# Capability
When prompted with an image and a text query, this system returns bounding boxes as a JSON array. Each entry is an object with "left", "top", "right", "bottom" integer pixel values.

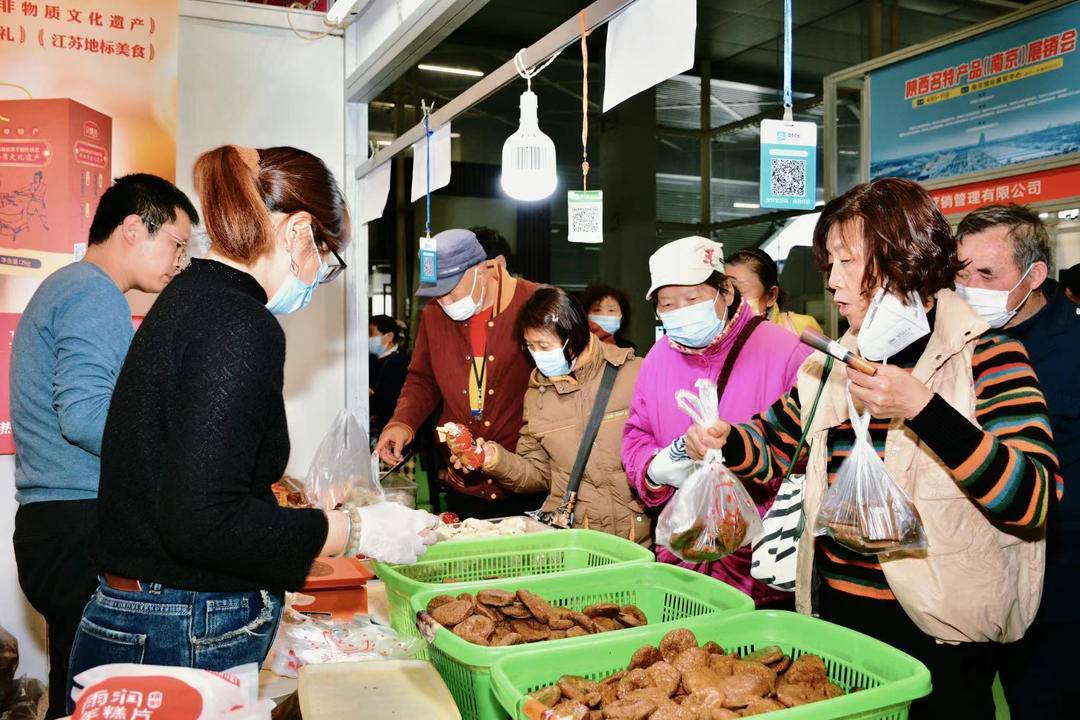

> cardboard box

[{"left": 0, "top": 98, "right": 112, "bottom": 278}]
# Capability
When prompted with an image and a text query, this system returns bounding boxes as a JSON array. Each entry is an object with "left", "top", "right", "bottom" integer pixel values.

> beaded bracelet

[{"left": 341, "top": 502, "right": 363, "bottom": 557}]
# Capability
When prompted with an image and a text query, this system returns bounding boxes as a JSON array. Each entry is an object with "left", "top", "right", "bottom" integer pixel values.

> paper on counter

[
  {"left": 603, "top": 0, "right": 697, "bottom": 113},
  {"left": 359, "top": 160, "right": 392, "bottom": 225},
  {"left": 410, "top": 122, "right": 452, "bottom": 203}
]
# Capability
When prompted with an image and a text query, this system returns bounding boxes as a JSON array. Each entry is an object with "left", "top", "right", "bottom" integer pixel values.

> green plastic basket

[
  {"left": 491, "top": 610, "right": 932, "bottom": 720},
  {"left": 410, "top": 563, "right": 755, "bottom": 720},
  {"left": 375, "top": 529, "right": 654, "bottom": 639}
]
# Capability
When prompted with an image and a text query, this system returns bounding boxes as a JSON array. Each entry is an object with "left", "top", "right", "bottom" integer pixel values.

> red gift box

[{"left": 0, "top": 98, "right": 112, "bottom": 279}]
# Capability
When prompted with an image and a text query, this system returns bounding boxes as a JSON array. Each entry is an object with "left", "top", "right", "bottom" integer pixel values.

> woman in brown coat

[{"left": 456, "top": 287, "right": 651, "bottom": 546}]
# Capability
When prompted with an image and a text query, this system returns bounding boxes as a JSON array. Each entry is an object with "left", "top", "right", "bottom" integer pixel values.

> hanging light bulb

[{"left": 500, "top": 89, "right": 557, "bottom": 201}]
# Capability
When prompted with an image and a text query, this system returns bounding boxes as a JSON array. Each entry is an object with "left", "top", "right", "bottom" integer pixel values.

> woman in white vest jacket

[{"left": 686, "top": 177, "right": 1061, "bottom": 719}]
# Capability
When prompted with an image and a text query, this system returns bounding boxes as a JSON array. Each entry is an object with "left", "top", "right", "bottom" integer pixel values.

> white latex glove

[
  {"left": 357, "top": 501, "right": 440, "bottom": 565},
  {"left": 646, "top": 434, "right": 694, "bottom": 488}
]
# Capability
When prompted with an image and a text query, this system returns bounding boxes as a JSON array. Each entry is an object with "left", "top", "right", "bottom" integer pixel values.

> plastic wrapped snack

[
  {"left": 305, "top": 410, "right": 384, "bottom": 510},
  {"left": 814, "top": 385, "right": 927, "bottom": 555},
  {"left": 436, "top": 422, "right": 486, "bottom": 472},
  {"left": 656, "top": 380, "right": 763, "bottom": 562}
]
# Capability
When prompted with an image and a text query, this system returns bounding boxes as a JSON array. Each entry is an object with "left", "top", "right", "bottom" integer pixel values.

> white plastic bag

[
  {"left": 266, "top": 613, "right": 420, "bottom": 679},
  {"left": 656, "top": 379, "right": 763, "bottom": 562},
  {"left": 305, "top": 409, "right": 383, "bottom": 510},
  {"left": 814, "top": 385, "right": 927, "bottom": 555},
  {"left": 70, "top": 663, "right": 269, "bottom": 720}
]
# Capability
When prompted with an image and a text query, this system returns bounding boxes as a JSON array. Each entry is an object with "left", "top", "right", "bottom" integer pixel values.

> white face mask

[
  {"left": 857, "top": 287, "right": 930, "bottom": 362},
  {"left": 659, "top": 291, "right": 725, "bottom": 348},
  {"left": 956, "top": 264, "right": 1034, "bottom": 329},
  {"left": 439, "top": 269, "right": 486, "bottom": 322}
]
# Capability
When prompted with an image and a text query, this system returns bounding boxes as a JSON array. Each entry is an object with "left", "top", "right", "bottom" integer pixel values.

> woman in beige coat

[{"left": 457, "top": 286, "right": 651, "bottom": 546}]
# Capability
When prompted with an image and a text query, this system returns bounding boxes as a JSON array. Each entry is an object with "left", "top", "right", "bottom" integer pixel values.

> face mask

[
  {"left": 440, "top": 269, "right": 486, "bottom": 322},
  {"left": 266, "top": 227, "right": 327, "bottom": 316},
  {"left": 589, "top": 314, "right": 622, "bottom": 334},
  {"left": 368, "top": 336, "right": 386, "bottom": 356},
  {"left": 659, "top": 291, "right": 725, "bottom": 348},
  {"left": 956, "top": 264, "right": 1034, "bottom": 329},
  {"left": 530, "top": 340, "right": 573, "bottom": 377},
  {"left": 856, "top": 287, "right": 930, "bottom": 362}
]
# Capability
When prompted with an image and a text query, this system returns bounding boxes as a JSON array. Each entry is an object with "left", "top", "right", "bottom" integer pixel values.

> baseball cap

[
  {"left": 645, "top": 236, "right": 725, "bottom": 300},
  {"left": 415, "top": 228, "right": 488, "bottom": 297}
]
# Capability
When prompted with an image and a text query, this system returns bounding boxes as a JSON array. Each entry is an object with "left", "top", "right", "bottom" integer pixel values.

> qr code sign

[
  {"left": 770, "top": 158, "right": 806, "bottom": 198},
  {"left": 570, "top": 205, "right": 601, "bottom": 235}
]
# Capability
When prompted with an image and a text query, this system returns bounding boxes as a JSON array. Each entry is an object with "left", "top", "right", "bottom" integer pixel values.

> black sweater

[{"left": 93, "top": 259, "right": 328, "bottom": 592}]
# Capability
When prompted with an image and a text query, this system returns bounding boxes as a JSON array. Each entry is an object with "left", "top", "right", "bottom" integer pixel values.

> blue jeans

[{"left": 67, "top": 579, "right": 283, "bottom": 712}]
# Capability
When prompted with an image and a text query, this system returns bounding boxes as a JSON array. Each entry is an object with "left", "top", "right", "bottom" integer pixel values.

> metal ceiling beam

[
  {"left": 657, "top": 93, "right": 826, "bottom": 139},
  {"left": 355, "top": 0, "right": 639, "bottom": 181}
]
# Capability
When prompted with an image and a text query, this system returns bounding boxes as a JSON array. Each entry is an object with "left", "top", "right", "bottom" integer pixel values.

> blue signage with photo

[{"left": 869, "top": 3, "right": 1080, "bottom": 183}]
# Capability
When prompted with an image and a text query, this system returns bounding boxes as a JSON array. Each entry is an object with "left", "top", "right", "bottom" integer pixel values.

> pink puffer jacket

[{"left": 622, "top": 301, "right": 811, "bottom": 606}]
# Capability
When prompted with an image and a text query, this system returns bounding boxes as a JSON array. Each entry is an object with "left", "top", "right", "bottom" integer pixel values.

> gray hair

[{"left": 956, "top": 204, "right": 1051, "bottom": 273}]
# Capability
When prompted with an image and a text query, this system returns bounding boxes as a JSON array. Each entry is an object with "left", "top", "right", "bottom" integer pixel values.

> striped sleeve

[
  {"left": 905, "top": 335, "right": 1060, "bottom": 528},
  {"left": 724, "top": 388, "right": 806, "bottom": 484}
]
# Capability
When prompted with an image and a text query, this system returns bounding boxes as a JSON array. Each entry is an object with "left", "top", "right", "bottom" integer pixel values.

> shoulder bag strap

[
  {"left": 782, "top": 354, "right": 834, "bottom": 480},
  {"left": 563, "top": 361, "right": 619, "bottom": 502},
  {"left": 716, "top": 315, "right": 767, "bottom": 398}
]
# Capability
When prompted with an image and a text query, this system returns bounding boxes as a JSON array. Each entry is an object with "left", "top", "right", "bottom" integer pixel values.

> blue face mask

[
  {"left": 368, "top": 336, "right": 386, "bottom": 356},
  {"left": 659, "top": 291, "right": 725, "bottom": 348},
  {"left": 266, "top": 227, "right": 328, "bottom": 316},
  {"left": 529, "top": 340, "right": 573, "bottom": 377},
  {"left": 589, "top": 314, "right": 622, "bottom": 334}
]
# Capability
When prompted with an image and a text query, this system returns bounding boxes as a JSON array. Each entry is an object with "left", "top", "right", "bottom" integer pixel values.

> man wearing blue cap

[{"left": 375, "top": 228, "right": 544, "bottom": 519}]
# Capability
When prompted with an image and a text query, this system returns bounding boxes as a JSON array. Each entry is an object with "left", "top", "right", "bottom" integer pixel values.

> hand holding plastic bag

[
  {"left": 814, "top": 385, "right": 927, "bottom": 555},
  {"left": 305, "top": 410, "right": 384, "bottom": 511},
  {"left": 656, "top": 379, "right": 763, "bottom": 561}
]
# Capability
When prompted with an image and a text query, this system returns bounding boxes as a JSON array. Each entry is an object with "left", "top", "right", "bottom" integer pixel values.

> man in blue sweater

[
  {"left": 10, "top": 173, "right": 198, "bottom": 718},
  {"left": 956, "top": 204, "right": 1080, "bottom": 720}
]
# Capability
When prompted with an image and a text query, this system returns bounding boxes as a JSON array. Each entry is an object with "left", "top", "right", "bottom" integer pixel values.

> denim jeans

[{"left": 66, "top": 578, "right": 283, "bottom": 712}]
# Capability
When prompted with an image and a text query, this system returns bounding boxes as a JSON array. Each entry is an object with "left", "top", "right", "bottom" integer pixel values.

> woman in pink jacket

[{"left": 622, "top": 236, "right": 810, "bottom": 607}]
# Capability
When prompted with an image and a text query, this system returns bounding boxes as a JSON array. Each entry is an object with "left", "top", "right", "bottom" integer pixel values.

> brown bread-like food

[
  {"left": 530, "top": 685, "right": 562, "bottom": 708},
  {"left": 430, "top": 599, "right": 473, "bottom": 627},
  {"left": 477, "top": 589, "right": 515, "bottom": 606},
  {"left": 583, "top": 602, "right": 621, "bottom": 618},
  {"left": 627, "top": 645, "right": 663, "bottom": 671},
  {"left": 740, "top": 697, "right": 784, "bottom": 716},
  {"left": 659, "top": 629, "right": 697, "bottom": 662},
  {"left": 559, "top": 676, "right": 601, "bottom": 700},
  {"left": 617, "top": 605, "right": 647, "bottom": 628},
  {"left": 672, "top": 647, "right": 711, "bottom": 674},
  {"left": 452, "top": 615, "right": 494, "bottom": 645},
  {"left": 426, "top": 594, "right": 457, "bottom": 612},
  {"left": 645, "top": 661, "right": 681, "bottom": 697},
  {"left": 600, "top": 697, "right": 657, "bottom": 720},
  {"left": 500, "top": 601, "right": 533, "bottom": 619},
  {"left": 549, "top": 700, "right": 590, "bottom": 720},
  {"left": 517, "top": 589, "right": 553, "bottom": 624}
]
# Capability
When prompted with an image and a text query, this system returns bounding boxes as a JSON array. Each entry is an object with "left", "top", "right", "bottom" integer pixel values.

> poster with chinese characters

[
  {"left": 869, "top": 3, "right": 1079, "bottom": 184},
  {"left": 0, "top": 0, "right": 178, "bottom": 453}
]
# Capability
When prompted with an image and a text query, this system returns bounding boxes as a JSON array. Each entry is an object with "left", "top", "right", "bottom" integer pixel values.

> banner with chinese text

[
  {"left": 929, "top": 164, "right": 1080, "bottom": 216},
  {"left": 0, "top": 0, "right": 178, "bottom": 453},
  {"left": 869, "top": 3, "right": 1080, "bottom": 184}
]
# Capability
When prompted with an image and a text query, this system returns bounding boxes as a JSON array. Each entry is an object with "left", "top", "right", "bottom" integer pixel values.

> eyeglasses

[
  {"left": 151, "top": 223, "right": 193, "bottom": 270},
  {"left": 320, "top": 246, "right": 346, "bottom": 285}
]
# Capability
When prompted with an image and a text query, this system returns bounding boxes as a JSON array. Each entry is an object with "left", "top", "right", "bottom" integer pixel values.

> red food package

[{"left": 436, "top": 423, "right": 485, "bottom": 472}]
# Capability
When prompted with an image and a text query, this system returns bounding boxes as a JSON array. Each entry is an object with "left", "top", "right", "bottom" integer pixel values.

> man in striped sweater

[{"left": 684, "top": 178, "right": 1061, "bottom": 718}]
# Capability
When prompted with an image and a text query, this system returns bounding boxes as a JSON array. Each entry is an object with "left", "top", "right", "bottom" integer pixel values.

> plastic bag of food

[
  {"left": 70, "top": 662, "right": 269, "bottom": 720},
  {"left": 656, "top": 379, "right": 763, "bottom": 561},
  {"left": 305, "top": 409, "right": 383, "bottom": 510},
  {"left": 266, "top": 612, "right": 420, "bottom": 679},
  {"left": 436, "top": 422, "right": 485, "bottom": 471},
  {"left": 814, "top": 385, "right": 927, "bottom": 555}
]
